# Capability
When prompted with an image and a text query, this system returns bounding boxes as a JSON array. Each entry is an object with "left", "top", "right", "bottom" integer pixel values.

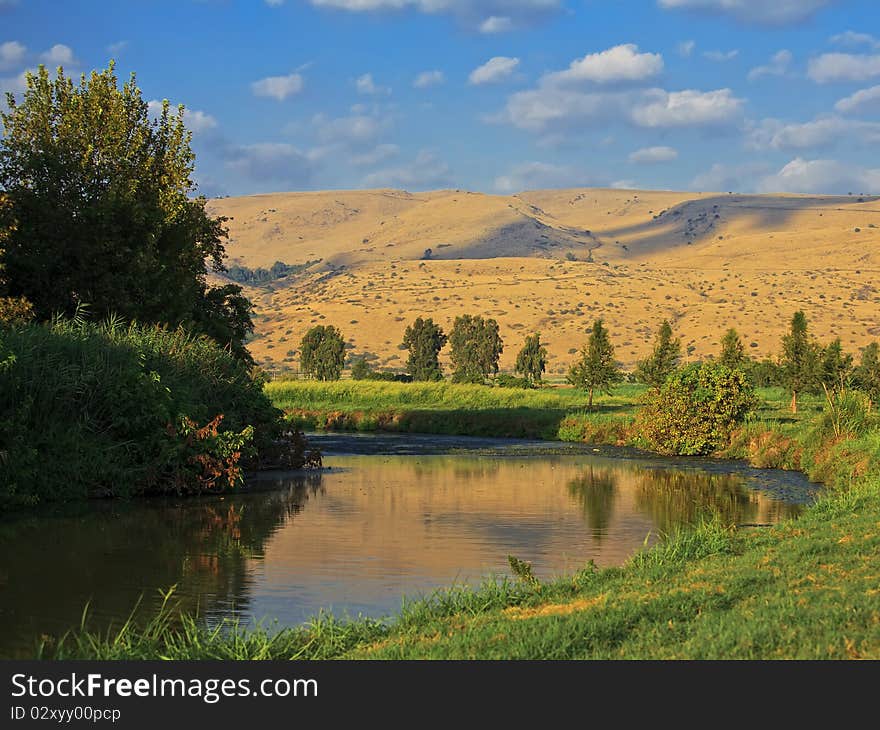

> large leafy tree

[
  {"left": 402, "top": 317, "right": 447, "bottom": 381},
  {"left": 515, "top": 333, "right": 547, "bottom": 386},
  {"left": 780, "top": 311, "right": 821, "bottom": 413},
  {"left": 0, "top": 62, "right": 253, "bottom": 359},
  {"left": 635, "top": 320, "right": 681, "bottom": 388},
  {"left": 567, "top": 319, "right": 622, "bottom": 408},
  {"left": 449, "top": 314, "right": 503, "bottom": 384},
  {"left": 820, "top": 338, "right": 853, "bottom": 394},
  {"left": 300, "top": 325, "right": 345, "bottom": 381}
]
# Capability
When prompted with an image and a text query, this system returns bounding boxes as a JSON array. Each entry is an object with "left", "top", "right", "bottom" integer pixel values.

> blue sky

[{"left": 2, "top": 0, "right": 879, "bottom": 196}]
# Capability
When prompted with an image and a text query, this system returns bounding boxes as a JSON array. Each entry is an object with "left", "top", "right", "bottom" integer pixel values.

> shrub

[{"left": 635, "top": 363, "right": 758, "bottom": 455}]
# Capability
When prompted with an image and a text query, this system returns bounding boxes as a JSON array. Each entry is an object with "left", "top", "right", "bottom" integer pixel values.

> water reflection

[{"left": 0, "top": 446, "right": 815, "bottom": 658}]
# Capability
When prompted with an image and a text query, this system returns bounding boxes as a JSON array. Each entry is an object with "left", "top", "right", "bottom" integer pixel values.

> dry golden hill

[{"left": 205, "top": 188, "right": 880, "bottom": 377}]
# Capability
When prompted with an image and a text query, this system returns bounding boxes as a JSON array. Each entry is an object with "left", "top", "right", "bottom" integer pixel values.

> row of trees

[{"left": 295, "top": 312, "right": 880, "bottom": 415}]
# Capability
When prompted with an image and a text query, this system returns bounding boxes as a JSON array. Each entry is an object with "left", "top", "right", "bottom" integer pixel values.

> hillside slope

[{"left": 206, "top": 188, "right": 880, "bottom": 375}]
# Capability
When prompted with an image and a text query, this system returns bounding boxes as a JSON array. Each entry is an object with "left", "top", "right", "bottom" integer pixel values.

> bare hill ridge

[{"left": 205, "top": 188, "right": 880, "bottom": 375}]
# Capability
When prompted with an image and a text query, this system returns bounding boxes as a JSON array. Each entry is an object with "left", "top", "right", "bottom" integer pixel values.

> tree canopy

[
  {"left": 0, "top": 62, "right": 253, "bottom": 359},
  {"left": 635, "top": 320, "right": 681, "bottom": 388},
  {"left": 515, "top": 333, "right": 547, "bottom": 385},
  {"left": 449, "top": 314, "right": 503, "bottom": 384},
  {"left": 780, "top": 311, "right": 821, "bottom": 413},
  {"left": 300, "top": 325, "right": 345, "bottom": 381},
  {"left": 402, "top": 317, "right": 447, "bottom": 381},
  {"left": 567, "top": 319, "right": 622, "bottom": 408},
  {"left": 719, "top": 328, "right": 747, "bottom": 371}
]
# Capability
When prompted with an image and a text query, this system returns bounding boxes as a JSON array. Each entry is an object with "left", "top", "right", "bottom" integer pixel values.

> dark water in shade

[{"left": 0, "top": 433, "right": 818, "bottom": 657}]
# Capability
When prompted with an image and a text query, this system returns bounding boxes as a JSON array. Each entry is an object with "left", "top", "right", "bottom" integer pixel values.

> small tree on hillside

[
  {"left": 820, "top": 338, "right": 853, "bottom": 395},
  {"left": 449, "top": 314, "right": 503, "bottom": 384},
  {"left": 515, "top": 333, "right": 547, "bottom": 385},
  {"left": 402, "top": 317, "right": 447, "bottom": 381},
  {"left": 567, "top": 319, "right": 623, "bottom": 409},
  {"left": 300, "top": 325, "right": 345, "bottom": 381},
  {"left": 635, "top": 320, "right": 681, "bottom": 388},
  {"left": 854, "top": 341, "right": 880, "bottom": 411},
  {"left": 780, "top": 311, "right": 821, "bottom": 413},
  {"left": 719, "top": 328, "right": 747, "bottom": 371}
]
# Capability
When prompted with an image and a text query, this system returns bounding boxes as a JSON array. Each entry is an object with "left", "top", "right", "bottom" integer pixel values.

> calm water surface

[{"left": 0, "top": 433, "right": 818, "bottom": 657}]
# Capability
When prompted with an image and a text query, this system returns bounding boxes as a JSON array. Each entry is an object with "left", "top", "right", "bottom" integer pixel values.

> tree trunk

[
  {"left": 588, "top": 387, "right": 594, "bottom": 410},
  {"left": 790, "top": 390, "right": 798, "bottom": 414}
]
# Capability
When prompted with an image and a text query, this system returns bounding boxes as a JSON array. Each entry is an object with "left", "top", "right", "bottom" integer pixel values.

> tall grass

[{"left": 0, "top": 316, "right": 282, "bottom": 508}]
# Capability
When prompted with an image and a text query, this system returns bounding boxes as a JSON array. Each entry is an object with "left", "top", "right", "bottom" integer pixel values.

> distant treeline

[{"left": 225, "top": 259, "right": 321, "bottom": 285}]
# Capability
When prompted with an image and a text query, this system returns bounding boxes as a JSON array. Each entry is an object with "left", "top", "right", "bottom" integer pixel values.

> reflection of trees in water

[
  {"left": 408, "top": 457, "right": 502, "bottom": 482},
  {"left": 0, "top": 472, "right": 324, "bottom": 658},
  {"left": 567, "top": 467, "right": 618, "bottom": 540},
  {"left": 633, "top": 469, "right": 800, "bottom": 533}
]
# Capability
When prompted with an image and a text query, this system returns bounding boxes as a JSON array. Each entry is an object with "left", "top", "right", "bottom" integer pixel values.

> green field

[{"left": 42, "top": 379, "right": 880, "bottom": 659}]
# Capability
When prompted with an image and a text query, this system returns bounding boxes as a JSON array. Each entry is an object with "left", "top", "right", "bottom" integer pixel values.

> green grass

[{"left": 42, "top": 380, "right": 880, "bottom": 660}]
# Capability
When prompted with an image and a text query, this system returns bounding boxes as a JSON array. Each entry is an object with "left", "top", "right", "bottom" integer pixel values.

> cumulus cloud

[
  {"left": 107, "top": 40, "right": 128, "bottom": 55},
  {"left": 251, "top": 73, "right": 304, "bottom": 101},
  {"left": 413, "top": 70, "right": 445, "bottom": 88},
  {"left": 0, "top": 40, "right": 26, "bottom": 70},
  {"left": 40, "top": 44, "right": 76, "bottom": 66},
  {"left": 690, "top": 161, "right": 771, "bottom": 191},
  {"left": 746, "top": 116, "right": 880, "bottom": 150},
  {"left": 225, "top": 143, "right": 313, "bottom": 185},
  {"left": 835, "top": 85, "right": 880, "bottom": 114},
  {"left": 629, "top": 145, "right": 678, "bottom": 163},
  {"left": 494, "top": 161, "right": 600, "bottom": 193},
  {"left": 829, "top": 31, "right": 880, "bottom": 50},
  {"left": 351, "top": 143, "right": 400, "bottom": 167},
  {"left": 468, "top": 56, "right": 520, "bottom": 85},
  {"left": 362, "top": 149, "right": 452, "bottom": 190},
  {"left": 677, "top": 40, "right": 696, "bottom": 58},
  {"left": 703, "top": 49, "right": 739, "bottom": 62},
  {"left": 631, "top": 88, "right": 744, "bottom": 128},
  {"left": 313, "top": 112, "right": 390, "bottom": 146},
  {"left": 479, "top": 16, "right": 514, "bottom": 33},
  {"left": 542, "top": 44, "right": 663, "bottom": 86},
  {"left": 309, "top": 0, "right": 561, "bottom": 30},
  {"left": 808, "top": 53, "right": 880, "bottom": 83},
  {"left": 757, "top": 157, "right": 880, "bottom": 194},
  {"left": 265, "top": 0, "right": 285, "bottom": 5},
  {"left": 497, "top": 87, "right": 624, "bottom": 132},
  {"left": 748, "top": 49, "right": 792, "bottom": 80},
  {"left": 657, "top": 0, "right": 834, "bottom": 25},
  {"left": 356, "top": 73, "right": 390, "bottom": 95},
  {"left": 147, "top": 100, "right": 219, "bottom": 134}
]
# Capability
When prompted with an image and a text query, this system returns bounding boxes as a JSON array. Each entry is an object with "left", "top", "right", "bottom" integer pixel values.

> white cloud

[
  {"left": 829, "top": 31, "right": 880, "bottom": 50},
  {"left": 657, "top": 0, "right": 834, "bottom": 25},
  {"left": 308, "top": 1, "right": 561, "bottom": 31},
  {"left": 225, "top": 143, "right": 313, "bottom": 185},
  {"left": 313, "top": 112, "right": 390, "bottom": 146},
  {"left": 469, "top": 56, "right": 520, "bottom": 85},
  {"left": 0, "top": 70, "right": 27, "bottom": 99},
  {"left": 835, "top": 85, "right": 880, "bottom": 114},
  {"left": 0, "top": 40, "right": 26, "bottom": 70},
  {"left": 265, "top": 0, "right": 285, "bottom": 5},
  {"left": 611, "top": 179, "right": 637, "bottom": 189},
  {"left": 251, "top": 73, "right": 304, "bottom": 101},
  {"left": 351, "top": 143, "right": 399, "bottom": 167},
  {"left": 748, "top": 49, "right": 792, "bottom": 80},
  {"left": 362, "top": 150, "right": 451, "bottom": 189},
  {"left": 107, "top": 40, "right": 128, "bottom": 55},
  {"left": 808, "top": 53, "right": 880, "bottom": 83},
  {"left": 40, "top": 44, "right": 76, "bottom": 66},
  {"left": 413, "top": 70, "right": 445, "bottom": 88},
  {"left": 747, "top": 116, "right": 880, "bottom": 150},
  {"left": 629, "top": 145, "right": 678, "bottom": 163},
  {"left": 677, "top": 40, "right": 696, "bottom": 58},
  {"left": 757, "top": 157, "right": 880, "bottom": 194},
  {"left": 543, "top": 44, "right": 663, "bottom": 86},
  {"left": 703, "top": 49, "right": 739, "bottom": 62},
  {"left": 356, "top": 73, "right": 390, "bottom": 95},
  {"left": 690, "top": 161, "right": 770, "bottom": 191},
  {"left": 497, "top": 87, "right": 624, "bottom": 132},
  {"left": 147, "top": 100, "right": 218, "bottom": 133},
  {"left": 631, "top": 88, "right": 744, "bottom": 128},
  {"left": 479, "top": 16, "right": 514, "bottom": 34},
  {"left": 494, "top": 161, "right": 598, "bottom": 193}
]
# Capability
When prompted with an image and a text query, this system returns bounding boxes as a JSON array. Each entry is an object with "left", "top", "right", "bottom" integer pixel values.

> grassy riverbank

[{"left": 40, "top": 380, "right": 880, "bottom": 659}]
